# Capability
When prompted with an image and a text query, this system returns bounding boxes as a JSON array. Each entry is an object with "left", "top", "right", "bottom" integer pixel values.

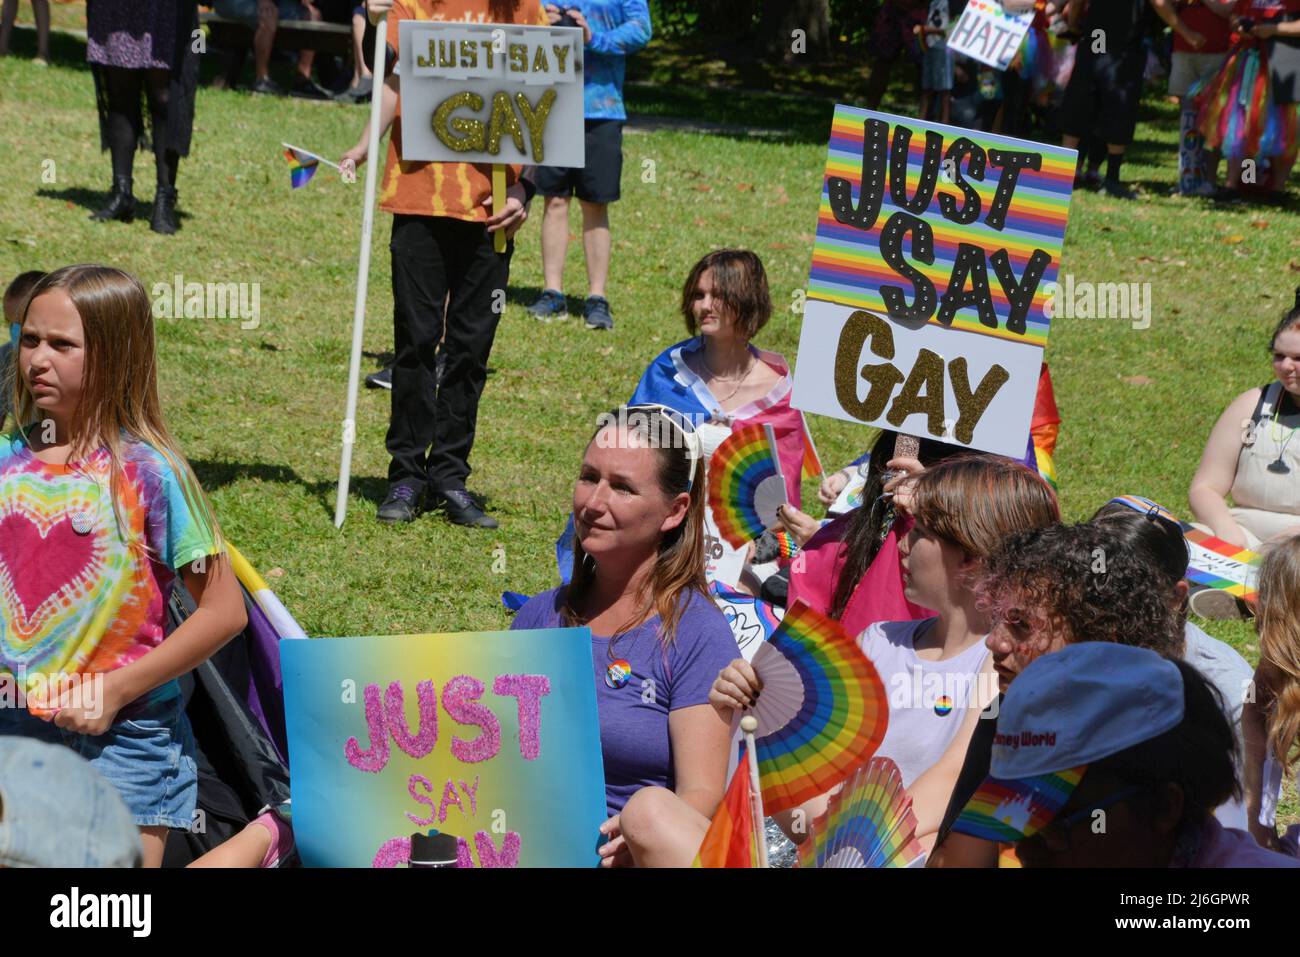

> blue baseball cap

[
  {"left": 953, "top": 643, "right": 1186, "bottom": 843},
  {"left": 0, "top": 737, "right": 142, "bottom": 867}
]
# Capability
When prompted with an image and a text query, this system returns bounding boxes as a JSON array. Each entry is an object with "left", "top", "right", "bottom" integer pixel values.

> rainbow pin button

[
  {"left": 605, "top": 659, "right": 633, "bottom": 689},
  {"left": 934, "top": 695, "right": 954, "bottom": 716}
]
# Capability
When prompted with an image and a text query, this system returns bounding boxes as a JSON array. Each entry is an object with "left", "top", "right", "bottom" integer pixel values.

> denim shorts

[{"left": 0, "top": 689, "right": 198, "bottom": 830}]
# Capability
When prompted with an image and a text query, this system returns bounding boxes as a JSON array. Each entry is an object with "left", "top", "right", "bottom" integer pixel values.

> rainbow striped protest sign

[
  {"left": 792, "top": 107, "right": 1076, "bottom": 458},
  {"left": 281, "top": 628, "right": 605, "bottom": 867},
  {"left": 1182, "top": 527, "right": 1262, "bottom": 603}
]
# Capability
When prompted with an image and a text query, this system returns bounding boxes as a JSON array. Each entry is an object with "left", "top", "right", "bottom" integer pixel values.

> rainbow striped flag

[
  {"left": 283, "top": 147, "right": 320, "bottom": 189},
  {"left": 693, "top": 749, "right": 760, "bottom": 868},
  {"left": 1031, "top": 363, "right": 1061, "bottom": 490}
]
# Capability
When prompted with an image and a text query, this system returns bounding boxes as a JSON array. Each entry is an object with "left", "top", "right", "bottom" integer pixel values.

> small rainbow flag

[
  {"left": 1031, "top": 363, "right": 1060, "bottom": 491},
  {"left": 748, "top": 602, "right": 889, "bottom": 814},
  {"left": 800, "top": 411, "right": 824, "bottom": 479},
  {"left": 281, "top": 142, "right": 340, "bottom": 190},
  {"left": 693, "top": 747, "right": 760, "bottom": 868},
  {"left": 708, "top": 423, "right": 787, "bottom": 549}
]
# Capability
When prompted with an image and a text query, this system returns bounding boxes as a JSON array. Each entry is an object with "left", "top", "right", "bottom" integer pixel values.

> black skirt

[{"left": 89, "top": 1, "right": 201, "bottom": 157}]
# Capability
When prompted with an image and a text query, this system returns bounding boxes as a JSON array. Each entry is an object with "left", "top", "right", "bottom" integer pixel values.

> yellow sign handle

[{"left": 492, "top": 164, "right": 507, "bottom": 254}]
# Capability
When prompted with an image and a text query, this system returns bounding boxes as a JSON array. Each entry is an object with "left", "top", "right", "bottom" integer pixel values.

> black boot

[
  {"left": 150, "top": 185, "right": 179, "bottom": 235},
  {"left": 89, "top": 175, "right": 135, "bottom": 223}
]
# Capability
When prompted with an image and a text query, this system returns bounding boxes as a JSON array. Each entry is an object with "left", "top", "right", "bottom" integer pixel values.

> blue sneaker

[
  {"left": 584, "top": 295, "right": 613, "bottom": 331},
  {"left": 527, "top": 288, "right": 568, "bottom": 321}
]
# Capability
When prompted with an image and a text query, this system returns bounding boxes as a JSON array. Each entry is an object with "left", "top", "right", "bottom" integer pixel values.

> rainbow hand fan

[
  {"left": 708, "top": 423, "right": 788, "bottom": 549},
  {"left": 797, "top": 757, "right": 925, "bottom": 869},
  {"left": 746, "top": 602, "right": 888, "bottom": 814}
]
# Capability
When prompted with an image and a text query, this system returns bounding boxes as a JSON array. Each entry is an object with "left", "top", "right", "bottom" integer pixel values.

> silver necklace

[{"left": 701, "top": 348, "right": 756, "bottom": 404}]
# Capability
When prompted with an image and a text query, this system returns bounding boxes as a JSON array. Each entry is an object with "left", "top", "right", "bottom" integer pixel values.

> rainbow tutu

[{"left": 1193, "top": 40, "right": 1300, "bottom": 167}]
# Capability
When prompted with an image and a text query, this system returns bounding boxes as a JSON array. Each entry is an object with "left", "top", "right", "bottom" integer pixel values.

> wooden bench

[{"left": 200, "top": 12, "right": 353, "bottom": 87}]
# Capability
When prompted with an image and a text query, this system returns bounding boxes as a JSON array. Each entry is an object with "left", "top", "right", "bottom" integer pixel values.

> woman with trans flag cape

[{"left": 554, "top": 250, "right": 819, "bottom": 590}]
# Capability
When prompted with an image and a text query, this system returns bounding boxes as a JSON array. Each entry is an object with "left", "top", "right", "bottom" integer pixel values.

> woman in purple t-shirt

[{"left": 512, "top": 404, "right": 740, "bottom": 867}]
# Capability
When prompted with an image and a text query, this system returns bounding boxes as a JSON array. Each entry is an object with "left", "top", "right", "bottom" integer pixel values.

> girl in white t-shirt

[{"left": 710, "top": 453, "right": 1059, "bottom": 849}]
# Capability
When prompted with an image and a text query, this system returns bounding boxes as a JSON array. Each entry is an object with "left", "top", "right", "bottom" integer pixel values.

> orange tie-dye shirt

[{"left": 380, "top": 0, "right": 548, "bottom": 221}]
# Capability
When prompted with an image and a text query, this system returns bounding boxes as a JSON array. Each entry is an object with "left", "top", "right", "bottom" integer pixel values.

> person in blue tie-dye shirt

[{"left": 527, "top": 1, "right": 652, "bottom": 332}]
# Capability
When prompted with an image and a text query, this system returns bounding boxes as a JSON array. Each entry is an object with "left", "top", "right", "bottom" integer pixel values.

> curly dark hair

[{"left": 976, "top": 522, "right": 1184, "bottom": 658}]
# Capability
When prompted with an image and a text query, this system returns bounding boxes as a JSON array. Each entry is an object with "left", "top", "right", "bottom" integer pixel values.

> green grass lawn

[{"left": 2, "top": 16, "right": 1297, "bottom": 823}]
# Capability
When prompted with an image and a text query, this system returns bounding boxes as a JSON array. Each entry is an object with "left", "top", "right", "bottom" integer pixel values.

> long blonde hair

[
  {"left": 1256, "top": 535, "right": 1300, "bottom": 770},
  {"left": 561, "top": 407, "right": 708, "bottom": 650},
  {"left": 12, "top": 264, "right": 223, "bottom": 554}
]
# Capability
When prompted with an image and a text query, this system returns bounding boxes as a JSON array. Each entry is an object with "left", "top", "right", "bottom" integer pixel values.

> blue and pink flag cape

[{"left": 628, "top": 337, "right": 822, "bottom": 503}]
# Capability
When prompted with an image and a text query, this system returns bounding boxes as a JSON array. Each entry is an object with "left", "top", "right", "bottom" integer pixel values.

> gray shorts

[
  {"left": 1169, "top": 51, "right": 1227, "bottom": 98},
  {"left": 922, "top": 45, "right": 953, "bottom": 92}
]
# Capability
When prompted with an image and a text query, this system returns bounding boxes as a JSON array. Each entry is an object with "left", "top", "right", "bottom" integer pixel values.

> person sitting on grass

[
  {"left": 779, "top": 429, "right": 973, "bottom": 638},
  {"left": 511, "top": 404, "right": 739, "bottom": 867},
  {"left": 1243, "top": 533, "right": 1300, "bottom": 858},
  {"left": 927, "top": 516, "right": 1250, "bottom": 867},
  {"left": 211, "top": 0, "right": 333, "bottom": 99},
  {"left": 950, "top": 642, "right": 1299, "bottom": 868},
  {"left": 622, "top": 249, "right": 811, "bottom": 591},
  {"left": 1189, "top": 296, "right": 1300, "bottom": 617},
  {"left": 711, "top": 454, "right": 1060, "bottom": 852}
]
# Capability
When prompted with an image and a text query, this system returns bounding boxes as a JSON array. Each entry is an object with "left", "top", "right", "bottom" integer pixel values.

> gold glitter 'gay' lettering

[
  {"left": 514, "top": 88, "right": 557, "bottom": 163},
  {"left": 432, "top": 91, "right": 486, "bottom": 152},
  {"left": 486, "top": 91, "right": 525, "bottom": 155}
]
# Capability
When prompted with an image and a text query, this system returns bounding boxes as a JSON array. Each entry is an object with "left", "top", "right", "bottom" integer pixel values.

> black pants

[{"left": 387, "top": 214, "right": 511, "bottom": 492}]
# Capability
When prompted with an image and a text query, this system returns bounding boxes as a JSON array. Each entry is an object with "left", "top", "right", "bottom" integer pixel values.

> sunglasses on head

[{"left": 618, "top": 404, "right": 703, "bottom": 490}]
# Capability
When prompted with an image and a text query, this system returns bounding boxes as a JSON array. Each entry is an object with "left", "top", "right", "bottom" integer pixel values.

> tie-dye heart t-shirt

[{"left": 0, "top": 429, "right": 220, "bottom": 712}]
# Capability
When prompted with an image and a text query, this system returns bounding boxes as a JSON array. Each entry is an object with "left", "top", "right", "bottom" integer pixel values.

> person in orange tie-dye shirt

[{"left": 341, "top": 0, "right": 546, "bottom": 528}]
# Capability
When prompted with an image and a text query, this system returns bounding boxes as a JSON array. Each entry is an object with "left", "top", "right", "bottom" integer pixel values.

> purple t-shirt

[
  {"left": 511, "top": 586, "right": 740, "bottom": 817},
  {"left": 1188, "top": 816, "right": 1300, "bottom": 868}
]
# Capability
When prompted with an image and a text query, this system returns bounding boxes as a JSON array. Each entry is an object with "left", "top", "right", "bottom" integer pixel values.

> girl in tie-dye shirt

[{"left": 0, "top": 264, "right": 247, "bottom": 866}]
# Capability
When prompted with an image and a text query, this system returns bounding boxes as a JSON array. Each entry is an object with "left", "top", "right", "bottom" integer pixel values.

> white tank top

[
  {"left": 1232, "top": 382, "right": 1300, "bottom": 515},
  {"left": 858, "top": 618, "right": 991, "bottom": 787}
]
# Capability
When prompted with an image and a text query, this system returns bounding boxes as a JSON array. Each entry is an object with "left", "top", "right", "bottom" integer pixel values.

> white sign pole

[{"left": 334, "top": 16, "right": 390, "bottom": 529}]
